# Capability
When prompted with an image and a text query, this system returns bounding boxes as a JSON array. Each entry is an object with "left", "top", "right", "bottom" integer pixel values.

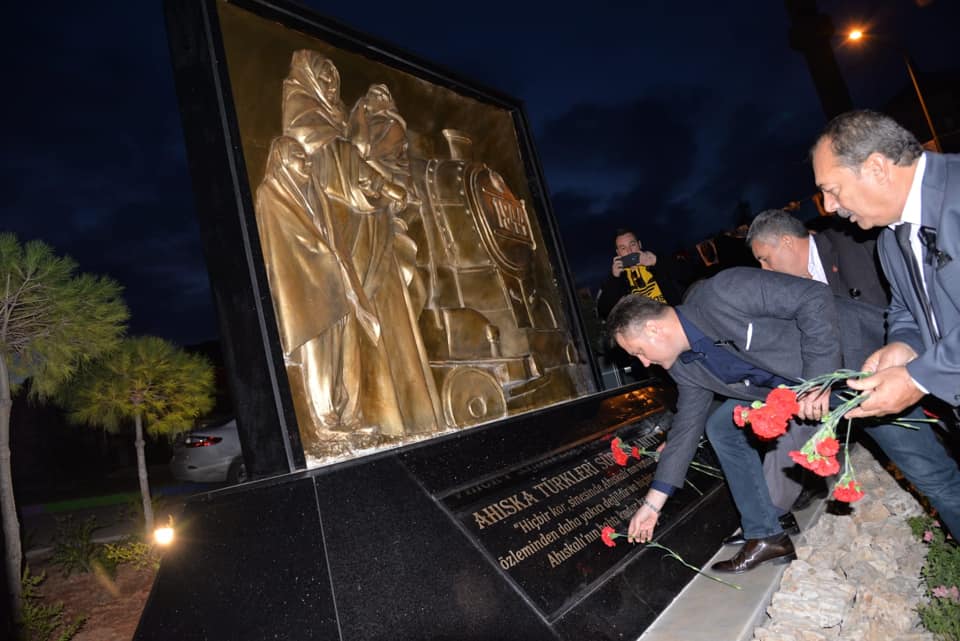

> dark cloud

[
  {"left": 2, "top": 2, "right": 208, "bottom": 342},
  {"left": 3, "top": 0, "right": 958, "bottom": 345},
  {"left": 538, "top": 94, "right": 815, "bottom": 292},
  {"left": 537, "top": 92, "right": 703, "bottom": 173},
  {"left": 684, "top": 103, "right": 823, "bottom": 220}
]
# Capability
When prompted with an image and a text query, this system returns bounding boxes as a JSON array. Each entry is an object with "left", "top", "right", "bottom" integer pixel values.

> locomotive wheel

[{"left": 441, "top": 366, "right": 507, "bottom": 428}]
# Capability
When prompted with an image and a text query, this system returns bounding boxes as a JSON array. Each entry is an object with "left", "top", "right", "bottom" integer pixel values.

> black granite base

[{"left": 134, "top": 387, "right": 738, "bottom": 641}]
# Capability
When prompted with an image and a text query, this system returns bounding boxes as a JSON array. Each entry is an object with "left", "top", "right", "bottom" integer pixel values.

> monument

[{"left": 140, "top": 1, "right": 738, "bottom": 638}]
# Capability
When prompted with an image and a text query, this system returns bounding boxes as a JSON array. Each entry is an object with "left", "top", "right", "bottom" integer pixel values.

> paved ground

[{"left": 638, "top": 496, "right": 828, "bottom": 641}]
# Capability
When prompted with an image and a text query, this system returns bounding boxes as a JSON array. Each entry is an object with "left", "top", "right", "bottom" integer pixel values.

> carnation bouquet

[{"left": 735, "top": 369, "right": 928, "bottom": 503}]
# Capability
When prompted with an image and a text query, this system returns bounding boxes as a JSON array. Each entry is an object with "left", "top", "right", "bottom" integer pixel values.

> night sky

[{"left": 3, "top": 0, "right": 958, "bottom": 346}]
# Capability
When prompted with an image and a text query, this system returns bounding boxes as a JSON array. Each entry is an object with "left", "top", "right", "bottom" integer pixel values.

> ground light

[{"left": 154, "top": 518, "right": 175, "bottom": 546}]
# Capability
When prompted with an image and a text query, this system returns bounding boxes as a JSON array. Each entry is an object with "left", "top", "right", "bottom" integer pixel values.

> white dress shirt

[
  {"left": 888, "top": 153, "right": 935, "bottom": 392},
  {"left": 807, "top": 235, "right": 828, "bottom": 285},
  {"left": 890, "top": 153, "right": 930, "bottom": 295}
]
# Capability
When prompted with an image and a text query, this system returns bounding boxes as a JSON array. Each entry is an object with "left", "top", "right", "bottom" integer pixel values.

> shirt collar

[
  {"left": 807, "top": 235, "right": 828, "bottom": 285},
  {"left": 675, "top": 310, "right": 706, "bottom": 363},
  {"left": 890, "top": 153, "right": 926, "bottom": 230}
]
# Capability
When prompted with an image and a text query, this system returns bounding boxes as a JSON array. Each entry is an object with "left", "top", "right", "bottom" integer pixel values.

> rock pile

[{"left": 753, "top": 445, "right": 934, "bottom": 641}]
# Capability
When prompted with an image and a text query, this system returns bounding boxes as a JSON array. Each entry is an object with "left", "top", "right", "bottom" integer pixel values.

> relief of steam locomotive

[{"left": 407, "top": 129, "right": 584, "bottom": 429}]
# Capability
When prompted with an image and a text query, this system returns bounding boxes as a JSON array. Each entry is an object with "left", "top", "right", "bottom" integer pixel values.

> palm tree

[{"left": 65, "top": 337, "right": 214, "bottom": 536}]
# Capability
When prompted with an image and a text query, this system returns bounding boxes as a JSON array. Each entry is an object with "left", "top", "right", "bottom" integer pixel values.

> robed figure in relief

[{"left": 256, "top": 49, "right": 439, "bottom": 459}]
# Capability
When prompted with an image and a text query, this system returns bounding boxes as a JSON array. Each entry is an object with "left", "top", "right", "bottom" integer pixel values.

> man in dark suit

[
  {"left": 747, "top": 209, "right": 960, "bottom": 537},
  {"left": 606, "top": 267, "right": 840, "bottom": 573},
  {"left": 812, "top": 110, "right": 960, "bottom": 423}
]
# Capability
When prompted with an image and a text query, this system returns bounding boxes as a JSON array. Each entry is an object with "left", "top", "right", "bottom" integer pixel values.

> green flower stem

[
  {"left": 826, "top": 393, "right": 868, "bottom": 427},
  {"left": 645, "top": 542, "right": 743, "bottom": 590},
  {"left": 684, "top": 479, "right": 704, "bottom": 496},
  {"left": 690, "top": 463, "right": 724, "bottom": 479},
  {"left": 789, "top": 370, "right": 869, "bottom": 397},
  {"left": 634, "top": 449, "right": 723, "bottom": 479},
  {"left": 891, "top": 418, "right": 931, "bottom": 430},
  {"left": 842, "top": 418, "right": 853, "bottom": 478},
  {"left": 608, "top": 533, "right": 742, "bottom": 590}
]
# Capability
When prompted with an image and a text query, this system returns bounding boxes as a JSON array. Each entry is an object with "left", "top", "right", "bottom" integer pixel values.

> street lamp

[{"left": 845, "top": 28, "right": 942, "bottom": 152}]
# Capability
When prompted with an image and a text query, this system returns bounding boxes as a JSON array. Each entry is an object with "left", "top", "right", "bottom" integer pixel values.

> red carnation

[
  {"left": 815, "top": 437, "right": 840, "bottom": 457},
  {"left": 833, "top": 480, "right": 865, "bottom": 503},
  {"left": 732, "top": 405, "right": 750, "bottom": 428},
  {"left": 611, "top": 438, "right": 629, "bottom": 466},
  {"left": 765, "top": 388, "right": 800, "bottom": 416},
  {"left": 748, "top": 405, "right": 790, "bottom": 440},
  {"left": 631, "top": 446, "right": 641, "bottom": 460},
  {"left": 811, "top": 455, "right": 840, "bottom": 477},
  {"left": 789, "top": 450, "right": 814, "bottom": 471},
  {"left": 601, "top": 526, "right": 618, "bottom": 547}
]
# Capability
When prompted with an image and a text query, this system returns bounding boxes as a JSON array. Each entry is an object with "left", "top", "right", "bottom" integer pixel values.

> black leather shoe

[
  {"left": 721, "top": 512, "right": 799, "bottom": 546},
  {"left": 791, "top": 485, "right": 828, "bottom": 511},
  {"left": 711, "top": 533, "right": 796, "bottom": 574}
]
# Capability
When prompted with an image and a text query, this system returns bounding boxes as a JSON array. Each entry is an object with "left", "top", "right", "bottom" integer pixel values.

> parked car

[{"left": 170, "top": 418, "right": 247, "bottom": 484}]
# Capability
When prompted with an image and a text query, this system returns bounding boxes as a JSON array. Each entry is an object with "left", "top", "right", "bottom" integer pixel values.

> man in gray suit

[
  {"left": 607, "top": 267, "right": 839, "bottom": 573},
  {"left": 812, "top": 110, "right": 960, "bottom": 427},
  {"left": 747, "top": 209, "right": 960, "bottom": 537}
]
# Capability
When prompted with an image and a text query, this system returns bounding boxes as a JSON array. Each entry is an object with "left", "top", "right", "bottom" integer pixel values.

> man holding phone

[{"left": 596, "top": 229, "right": 686, "bottom": 318}]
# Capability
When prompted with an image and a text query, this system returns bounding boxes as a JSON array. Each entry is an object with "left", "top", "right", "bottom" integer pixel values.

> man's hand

[
  {"left": 843, "top": 342, "right": 922, "bottom": 419},
  {"left": 637, "top": 250, "right": 657, "bottom": 267},
  {"left": 627, "top": 490, "right": 666, "bottom": 543},
  {"left": 844, "top": 366, "right": 925, "bottom": 418},
  {"left": 797, "top": 387, "right": 831, "bottom": 421},
  {"left": 611, "top": 255, "right": 624, "bottom": 277},
  {"left": 857, "top": 342, "right": 918, "bottom": 375}
]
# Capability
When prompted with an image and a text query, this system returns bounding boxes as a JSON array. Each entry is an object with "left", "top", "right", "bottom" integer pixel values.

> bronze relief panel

[{"left": 216, "top": 0, "right": 595, "bottom": 466}]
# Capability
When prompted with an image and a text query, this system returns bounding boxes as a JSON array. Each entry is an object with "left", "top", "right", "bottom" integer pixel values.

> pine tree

[
  {"left": 0, "top": 233, "right": 128, "bottom": 617},
  {"left": 65, "top": 337, "right": 215, "bottom": 536}
]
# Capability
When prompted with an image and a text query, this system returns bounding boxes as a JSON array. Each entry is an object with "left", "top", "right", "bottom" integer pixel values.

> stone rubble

[{"left": 753, "top": 445, "right": 934, "bottom": 641}]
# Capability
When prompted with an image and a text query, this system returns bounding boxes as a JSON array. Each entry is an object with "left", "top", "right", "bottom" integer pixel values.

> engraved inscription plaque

[{"left": 441, "top": 413, "right": 720, "bottom": 617}]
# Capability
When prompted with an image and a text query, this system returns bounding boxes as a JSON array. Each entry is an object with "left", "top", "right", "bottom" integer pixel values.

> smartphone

[{"left": 620, "top": 252, "right": 641, "bottom": 267}]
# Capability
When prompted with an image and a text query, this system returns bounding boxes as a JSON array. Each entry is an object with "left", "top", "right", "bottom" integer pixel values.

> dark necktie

[{"left": 894, "top": 223, "right": 940, "bottom": 342}]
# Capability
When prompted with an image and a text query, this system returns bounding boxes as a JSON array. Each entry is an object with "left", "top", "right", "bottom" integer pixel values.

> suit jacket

[
  {"left": 813, "top": 224, "right": 888, "bottom": 308},
  {"left": 654, "top": 267, "right": 842, "bottom": 489},
  {"left": 814, "top": 226, "right": 889, "bottom": 369},
  {"left": 877, "top": 152, "right": 960, "bottom": 406}
]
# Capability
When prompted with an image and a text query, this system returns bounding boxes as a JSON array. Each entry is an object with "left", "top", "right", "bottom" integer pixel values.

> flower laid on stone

[
  {"left": 737, "top": 369, "right": 932, "bottom": 503},
  {"left": 610, "top": 437, "right": 632, "bottom": 466},
  {"left": 598, "top": 526, "right": 741, "bottom": 589},
  {"left": 599, "top": 438, "right": 740, "bottom": 589},
  {"left": 601, "top": 525, "right": 618, "bottom": 547},
  {"left": 610, "top": 437, "right": 722, "bottom": 480}
]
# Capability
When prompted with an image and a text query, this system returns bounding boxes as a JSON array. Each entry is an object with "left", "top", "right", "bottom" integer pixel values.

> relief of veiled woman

[
  {"left": 348, "top": 83, "right": 428, "bottom": 341},
  {"left": 254, "top": 136, "right": 378, "bottom": 455},
  {"left": 279, "top": 50, "right": 440, "bottom": 451}
]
